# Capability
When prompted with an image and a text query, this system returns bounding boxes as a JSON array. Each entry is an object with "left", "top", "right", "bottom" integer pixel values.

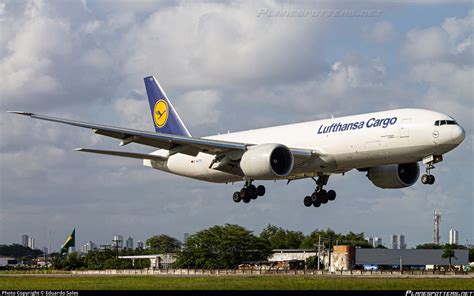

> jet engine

[
  {"left": 240, "top": 143, "right": 294, "bottom": 179},
  {"left": 367, "top": 162, "right": 420, "bottom": 189}
]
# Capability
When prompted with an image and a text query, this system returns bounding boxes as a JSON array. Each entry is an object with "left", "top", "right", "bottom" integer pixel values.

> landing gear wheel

[
  {"left": 313, "top": 199, "right": 321, "bottom": 207},
  {"left": 428, "top": 175, "right": 435, "bottom": 185},
  {"left": 311, "top": 192, "right": 318, "bottom": 203},
  {"left": 421, "top": 174, "right": 429, "bottom": 184},
  {"left": 232, "top": 192, "right": 241, "bottom": 203},
  {"left": 240, "top": 187, "right": 249, "bottom": 199},
  {"left": 303, "top": 196, "right": 312, "bottom": 207},
  {"left": 246, "top": 185, "right": 258, "bottom": 199},
  {"left": 319, "top": 189, "right": 328, "bottom": 204},
  {"left": 256, "top": 185, "right": 266, "bottom": 197},
  {"left": 242, "top": 197, "right": 251, "bottom": 203},
  {"left": 327, "top": 190, "right": 336, "bottom": 201}
]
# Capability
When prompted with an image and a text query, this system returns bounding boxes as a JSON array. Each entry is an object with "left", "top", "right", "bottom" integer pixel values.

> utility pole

[
  {"left": 317, "top": 235, "right": 321, "bottom": 270},
  {"left": 328, "top": 238, "right": 332, "bottom": 272},
  {"left": 399, "top": 256, "right": 403, "bottom": 272}
]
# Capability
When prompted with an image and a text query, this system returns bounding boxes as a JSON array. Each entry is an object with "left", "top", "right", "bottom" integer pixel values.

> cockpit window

[{"left": 434, "top": 120, "right": 457, "bottom": 126}]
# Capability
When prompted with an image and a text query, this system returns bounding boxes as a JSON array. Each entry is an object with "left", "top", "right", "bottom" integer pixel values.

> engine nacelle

[
  {"left": 367, "top": 163, "right": 420, "bottom": 189},
  {"left": 240, "top": 143, "right": 294, "bottom": 179}
]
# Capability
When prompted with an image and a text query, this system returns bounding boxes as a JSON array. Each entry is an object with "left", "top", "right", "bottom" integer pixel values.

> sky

[{"left": 0, "top": 0, "right": 472, "bottom": 251}]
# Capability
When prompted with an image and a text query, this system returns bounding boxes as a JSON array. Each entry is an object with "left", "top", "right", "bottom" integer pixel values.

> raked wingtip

[{"left": 7, "top": 111, "right": 34, "bottom": 116}]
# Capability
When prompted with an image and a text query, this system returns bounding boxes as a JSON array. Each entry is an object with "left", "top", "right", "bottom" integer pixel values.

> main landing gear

[
  {"left": 232, "top": 180, "right": 265, "bottom": 203},
  {"left": 303, "top": 175, "right": 336, "bottom": 208},
  {"left": 421, "top": 155, "right": 442, "bottom": 185}
]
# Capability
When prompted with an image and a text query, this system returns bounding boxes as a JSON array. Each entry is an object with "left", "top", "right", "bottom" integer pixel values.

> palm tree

[{"left": 442, "top": 244, "right": 457, "bottom": 270}]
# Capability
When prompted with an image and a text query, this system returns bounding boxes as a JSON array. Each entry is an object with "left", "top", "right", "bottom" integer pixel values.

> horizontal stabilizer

[{"left": 74, "top": 148, "right": 167, "bottom": 161}]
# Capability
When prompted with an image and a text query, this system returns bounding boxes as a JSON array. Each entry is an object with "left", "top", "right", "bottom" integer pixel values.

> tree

[
  {"left": 300, "top": 229, "right": 371, "bottom": 249},
  {"left": 442, "top": 244, "right": 457, "bottom": 270},
  {"left": 0, "top": 244, "right": 43, "bottom": 258},
  {"left": 146, "top": 234, "right": 181, "bottom": 253},
  {"left": 300, "top": 228, "right": 337, "bottom": 249},
  {"left": 176, "top": 224, "right": 272, "bottom": 269},
  {"left": 416, "top": 243, "right": 443, "bottom": 249},
  {"left": 260, "top": 224, "right": 305, "bottom": 249},
  {"left": 341, "top": 232, "right": 371, "bottom": 247},
  {"left": 305, "top": 255, "right": 322, "bottom": 269},
  {"left": 51, "top": 252, "right": 86, "bottom": 270}
]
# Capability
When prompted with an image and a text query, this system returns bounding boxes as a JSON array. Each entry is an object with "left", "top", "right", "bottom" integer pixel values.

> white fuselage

[{"left": 143, "top": 108, "right": 464, "bottom": 183}]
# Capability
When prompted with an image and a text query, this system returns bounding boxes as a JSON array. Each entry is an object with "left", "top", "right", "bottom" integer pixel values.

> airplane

[{"left": 8, "top": 76, "right": 465, "bottom": 208}]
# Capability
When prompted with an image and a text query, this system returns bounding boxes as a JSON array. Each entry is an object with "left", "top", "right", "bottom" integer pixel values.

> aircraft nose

[{"left": 451, "top": 125, "right": 465, "bottom": 144}]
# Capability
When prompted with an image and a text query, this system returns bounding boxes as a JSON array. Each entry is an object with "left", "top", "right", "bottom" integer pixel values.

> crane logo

[{"left": 153, "top": 99, "right": 168, "bottom": 128}]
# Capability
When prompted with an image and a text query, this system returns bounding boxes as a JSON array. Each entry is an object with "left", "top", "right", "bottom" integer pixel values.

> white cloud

[
  {"left": 0, "top": 3, "right": 72, "bottom": 103},
  {"left": 118, "top": 1, "right": 327, "bottom": 89},
  {"left": 113, "top": 94, "right": 151, "bottom": 131},
  {"left": 81, "top": 48, "right": 113, "bottom": 69},
  {"left": 402, "top": 9, "right": 473, "bottom": 64},
  {"left": 366, "top": 21, "right": 395, "bottom": 43},
  {"left": 80, "top": 20, "right": 103, "bottom": 34},
  {"left": 176, "top": 90, "right": 221, "bottom": 128},
  {"left": 402, "top": 10, "right": 473, "bottom": 125},
  {"left": 402, "top": 27, "right": 449, "bottom": 61},
  {"left": 1, "top": 145, "right": 65, "bottom": 178}
]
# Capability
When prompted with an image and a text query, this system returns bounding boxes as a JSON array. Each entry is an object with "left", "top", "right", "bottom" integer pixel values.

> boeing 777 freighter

[{"left": 9, "top": 76, "right": 465, "bottom": 208}]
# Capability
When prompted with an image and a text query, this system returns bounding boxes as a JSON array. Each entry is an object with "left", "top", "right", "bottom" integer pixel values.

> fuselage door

[{"left": 399, "top": 118, "right": 411, "bottom": 138}]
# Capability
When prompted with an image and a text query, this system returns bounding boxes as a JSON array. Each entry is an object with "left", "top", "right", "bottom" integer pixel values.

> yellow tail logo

[{"left": 153, "top": 99, "right": 168, "bottom": 128}]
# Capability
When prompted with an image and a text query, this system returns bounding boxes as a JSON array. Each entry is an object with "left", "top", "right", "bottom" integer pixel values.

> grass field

[{"left": 1, "top": 276, "right": 473, "bottom": 290}]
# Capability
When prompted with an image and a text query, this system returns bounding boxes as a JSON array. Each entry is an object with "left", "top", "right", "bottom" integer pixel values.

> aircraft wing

[{"left": 8, "top": 111, "right": 315, "bottom": 159}]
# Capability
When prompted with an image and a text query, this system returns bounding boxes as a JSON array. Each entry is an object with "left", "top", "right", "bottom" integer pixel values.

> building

[
  {"left": 366, "top": 236, "right": 383, "bottom": 248},
  {"left": 367, "top": 237, "right": 373, "bottom": 247},
  {"left": 126, "top": 237, "right": 134, "bottom": 250},
  {"left": 390, "top": 234, "right": 406, "bottom": 249},
  {"left": 27, "top": 237, "right": 35, "bottom": 249},
  {"left": 21, "top": 235, "right": 29, "bottom": 247},
  {"left": 433, "top": 210, "right": 441, "bottom": 245},
  {"left": 81, "top": 241, "right": 97, "bottom": 254},
  {"left": 356, "top": 249, "right": 469, "bottom": 269},
  {"left": 183, "top": 233, "right": 190, "bottom": 243},
  {"left": 374, "top": 237, "right": 382, "bottom": 248},
  {"left": 0, "top": 257, "right": 19, "bottom": 267},
  {"left": 449, "top": 229, "right": 458, "bottom": 245},
  {"left": 112, "top": 235, "right": 123, "bottom": 250},
  {"left": 136, "top": 241, "right": 144, "bottom": 249},
  {"left": 269, "top": 249, "right": 317, "bottom": 262},
  {"left": 99, "top": 245, "right": 112, "bottom": 251},
  {"left": 118, "top": 254, "right": 177, "bottom": 269},
  {"left": 269, "top": 247, "right": 356, "bottom": 271},
  {"left": 398, "top": 235, "right": 406, "bottom": 249}
]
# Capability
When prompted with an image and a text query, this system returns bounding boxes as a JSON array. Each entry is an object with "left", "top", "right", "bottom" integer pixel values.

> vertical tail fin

[{"left": 144, "top": 76, "right": 191, "bottom": 137}]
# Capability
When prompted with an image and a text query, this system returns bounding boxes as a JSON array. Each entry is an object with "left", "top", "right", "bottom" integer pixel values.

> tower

[
  {"left": 22, "top": 235, "right": 29, "bottom": 247},
  {"left": 433, "top": 209, "right": 441, "bottom": 245},
  {"left": 449, "top": 229, "right": 458, "bottom": 245}
]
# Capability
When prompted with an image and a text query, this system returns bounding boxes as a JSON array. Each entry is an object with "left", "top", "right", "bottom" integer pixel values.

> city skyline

[{"left": 14, "top": 223, "right": 470, "bottom": 253}]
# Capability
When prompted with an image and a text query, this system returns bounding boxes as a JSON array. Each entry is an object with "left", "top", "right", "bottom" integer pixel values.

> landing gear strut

[
  {"left": 304, "top": 175, "right": 336, "bottom": 208},
  {"left": 421, "top": 155, "right": 442, "bottom": 185},
  {"left": 232, "top": 179, "right": 265, "bottom": 203}
]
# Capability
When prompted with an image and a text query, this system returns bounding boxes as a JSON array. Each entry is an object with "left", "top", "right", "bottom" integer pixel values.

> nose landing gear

[{"left": 421, "top": 155, "right": 443, "bottom": 185}]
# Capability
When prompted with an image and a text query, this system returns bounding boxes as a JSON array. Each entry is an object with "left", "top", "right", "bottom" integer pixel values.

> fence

[{"left": 71, "top": 268, "right": 470, "bottom": 276}]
